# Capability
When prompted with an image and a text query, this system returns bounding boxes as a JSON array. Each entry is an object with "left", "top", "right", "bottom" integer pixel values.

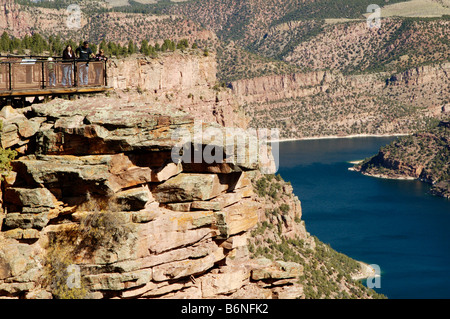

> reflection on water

[{"left": 277, "top": 137, "right": 450, "bottom": 299}]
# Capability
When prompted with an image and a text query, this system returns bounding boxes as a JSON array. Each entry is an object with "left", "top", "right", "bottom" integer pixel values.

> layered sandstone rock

[
  {"left": 0, "top": 97, "right": 305, "bottom": 299},
  {"left": 230, "top": 70, "right": 340, "bottom": 105},
  {"left": 106, "top": 53, "right": 248, "bottom": 130}
]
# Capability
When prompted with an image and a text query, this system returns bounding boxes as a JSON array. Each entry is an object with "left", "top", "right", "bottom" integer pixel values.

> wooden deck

[
  {"left": 0, "top": 86, "right": 112, "bottom": 98},
  {"left": 0, "top": 57, "right": 110, "bottom": 105}
]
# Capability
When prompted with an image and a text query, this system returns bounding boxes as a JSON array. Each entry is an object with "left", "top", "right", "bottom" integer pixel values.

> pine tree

[
  {"left": 108, "top": 41, "right": 118, "bottom": 56},
  {"left": 127, "top": 40, "right": 135, "bottom": 55},
  {"left": 161, "top": 39, "right": 169, "bottom": 52},
  {"left": 0, "top": 32, "right": 11, "bottom": 53},
  {"left": 140, "top": 39, "right": 149, "bottom": 55},
  {"left": 90, "top": 43, "right": 97, "bottom": 55},
  {"left": 30, "top": 33, "right": 47, "bottom": 54}
]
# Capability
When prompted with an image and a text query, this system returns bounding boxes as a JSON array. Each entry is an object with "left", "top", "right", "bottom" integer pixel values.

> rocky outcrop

[
  {"left": 354, "top": 120, "right": 450, "bottom": 199},
  {"left": 386, "top": 62, "right": 450, "bottom": 86},
  {"left": 0, "top": 98, "right": 309, "bottom": 299},
  {"left": 106, "top": 52, "right": 248, "bottom": 130},
  {"left": 230, "top": 70, "right": 339, "bottom": 105},
  {"left": 238, "top": 60, "right": 449, "bottom": 139},
  {"left": 0, "top": 0, "right": 30, "bottom": 36}
]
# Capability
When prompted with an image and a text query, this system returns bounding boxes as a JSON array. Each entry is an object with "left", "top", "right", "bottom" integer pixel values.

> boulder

[
  {"left": 85, "top": 269, "right": 152, "bottom": 291},
  {"left": 152, "top": 162, "right": 183, "bottom": 182},
  {"left": 4, "top": 187, "right": 56, "bottom": 211},
  {"left": 112, "top": 238, "right": 219, "bottom": 273},
  {"left": 215, "top": 199, "right": 259, "bottom": 239},
  {"left": 0, "top": 239, "right": 36, "bottom": 279},
  {"left": 131, "top": 209, "right": 159, "bottom": 224},
  {"left": 3, "top": 212, "right": 49, "bottom": 230},
  {"left": 115, "top": 186, "right": 153, "bottom": 211},
  {"left": 11, "top": 157, "right": 111, "bottom": 191},
  {"left": 2, "top": 228, "right": 40, "bottom": 240},
  {"left": 165, "top": 202, "right": 192, "bottom": 212},
  {"left": 251, "top": 260, "right": 303, "bottom": 281},
  {"left": 0, "top": 122, "right": 21, "bottom": 149},
  {"left": 152, "top": 248, "right": 225, "bottom": 282},
  {"left": 201, "top": 266, "right": 250, "bottom": 298},
  {"left": 109, "top": 165, "right": 153, "bottom": 192},
  {"left": 16, "top": 117, "right": 41, "bottom": 139},
  {"left": 152, "top": 173, "right": 229, "bottom": 203},
  {"left": 137, "top": 210, "right": 217, "bottom": 254},
  {"left": 191, "top": 186, "right": 253, "bottom": 211}
]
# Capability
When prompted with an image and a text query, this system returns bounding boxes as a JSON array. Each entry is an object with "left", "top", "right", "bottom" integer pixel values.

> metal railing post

[
  {"left": 73, "top": 60, "right": 77, "bottom": 87},
  {"left": 8, "top": 62, "right": 12, "bottom": 91},
  {"left": 41, "top": 61, "right": 45, "bottom": 89},
  {"left": 104, "top": 59, "right": 107, "bottom": 87}
]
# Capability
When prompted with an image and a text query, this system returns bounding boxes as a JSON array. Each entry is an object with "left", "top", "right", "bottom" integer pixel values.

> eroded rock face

[
  {"left": 0, "top": 97, "right": 301, "bottom": 299},
  {"left": 106, "top": 53, "right": 248, "bottom": 130}
]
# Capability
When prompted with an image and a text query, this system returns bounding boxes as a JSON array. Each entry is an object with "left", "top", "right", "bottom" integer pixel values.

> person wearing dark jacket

[
  {"left": 75, "top": 41, "right": 95, "bottom": 85},
  {"left": 61, "top": 45, "right": 75, "bottom": 86}
]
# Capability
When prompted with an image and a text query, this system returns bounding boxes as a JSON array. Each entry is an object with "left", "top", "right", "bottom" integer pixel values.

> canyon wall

[
  {"left": 236, "top": 62, "right": 449, "bottom": 139},
  {"left": 0, "top": 0, "right": 31, "bottom": 36},
  {"left": 0, "top": 97, "right": 307, "bottom": 299},
  {"left": 230, "top": 70, "right": 339, "bottom": 105},
  {"left": 106, "top": 52, "right": 248, "bottom": 130},
  {"left": 0, "top": 50, "right": 381, "bottom": 300}
]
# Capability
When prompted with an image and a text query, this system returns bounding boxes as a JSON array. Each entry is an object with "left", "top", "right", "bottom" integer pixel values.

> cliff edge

[{"left": 0, "top": 53, "right": 383, "bottom": 299}]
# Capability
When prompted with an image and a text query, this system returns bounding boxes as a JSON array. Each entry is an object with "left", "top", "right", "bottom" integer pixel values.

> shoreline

[
  {"left": 271, "top": 133, "right": 409, "bottom": 143},
  {"left": 351, "top": 167, "right": 449, "bottom": 199},
  {"left": 352, "top": 261, "right": 378, "bottom": 281},
  {"left": 350, "top": 167, "right": 418, "bottom": 181}
]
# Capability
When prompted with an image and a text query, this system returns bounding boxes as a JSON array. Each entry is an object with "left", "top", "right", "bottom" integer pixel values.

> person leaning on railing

[
  {"left": 62, "top": 45, "right": 75, "bottom": 87},
  {"left": 75, "top": 41, "right": 95, "bottom": 86}
]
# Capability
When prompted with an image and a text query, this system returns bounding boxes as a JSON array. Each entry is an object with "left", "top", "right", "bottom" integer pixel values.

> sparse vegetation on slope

[
  {"left": 355, "top": 119, "right": 450, "bottom": 198},
  {"left": 249, "top": 173, "right": 386, "bottom": 299}
]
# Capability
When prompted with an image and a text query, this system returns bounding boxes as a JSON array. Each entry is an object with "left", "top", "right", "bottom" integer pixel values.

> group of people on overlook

[{"left": 47, "top": 41, "right": 107, "bottom": 87}]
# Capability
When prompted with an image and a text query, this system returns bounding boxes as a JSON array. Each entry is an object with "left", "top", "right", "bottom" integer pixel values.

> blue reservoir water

[{"left": 276, "top": 137, "right": 450, "bottom": 299}]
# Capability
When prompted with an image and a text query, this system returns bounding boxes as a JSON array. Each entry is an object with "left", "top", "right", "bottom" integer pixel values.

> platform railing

[{"left": 0, "top": 58, "right": 107, "bottom": 92}]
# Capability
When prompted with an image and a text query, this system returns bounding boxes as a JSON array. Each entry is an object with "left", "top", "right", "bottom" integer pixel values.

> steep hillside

[
  {"left": 353, "top": 120, "right": 450, "bottom": 198},
  {"left": 2, "top": 0, "right": 215, "bottom": 45},
  {"left": 216, "top": 41, "right": 301, "bottom": 83},
  {"left": 283, "top": 17, "right": 450, "bottom": 75},
  {"left": 239, "top": 62, "right": 449, "bottom": 139},
  {"left": 165, "top": 0, "right": 411, "bottom": 42},
  {"left": 248, "top": 172, "right": 384, "bottom": 299}
]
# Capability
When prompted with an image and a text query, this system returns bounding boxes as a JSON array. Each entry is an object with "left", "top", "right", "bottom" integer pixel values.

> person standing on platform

[
  {"left": 61, "top": 45, "right": 75, "bottom": 87},
  {"left": 47, "top": 57, "right": 56, "bottom": 87},
  {"left": 75, "top": 41, "right": 95, "bottom": 86}
]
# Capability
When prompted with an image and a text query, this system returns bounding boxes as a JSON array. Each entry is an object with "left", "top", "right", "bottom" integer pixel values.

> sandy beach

[
  {"left": 271, "top": 133, "right": 409, "bottom": 143},
  {"left": 352, "top": 169, "right": 417, "bottom": 181}
]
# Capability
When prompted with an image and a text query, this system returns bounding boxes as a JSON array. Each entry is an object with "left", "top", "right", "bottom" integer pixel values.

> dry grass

[{"left": 363, "top": 0, "right": 450, "bottom": 18}]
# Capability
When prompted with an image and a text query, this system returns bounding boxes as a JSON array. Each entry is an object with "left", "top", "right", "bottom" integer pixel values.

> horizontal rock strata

[{"left": 0, "top": 100, "right": 303, "bottom": 299}]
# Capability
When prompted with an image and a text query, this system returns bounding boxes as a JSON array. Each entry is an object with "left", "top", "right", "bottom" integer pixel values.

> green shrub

[{"left": 0, "top": 147, "right": 16, "bottom": 180}]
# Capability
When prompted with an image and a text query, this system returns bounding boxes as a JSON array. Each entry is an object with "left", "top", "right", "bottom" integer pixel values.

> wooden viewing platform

[{"left": 0, "top": 55, "right": 112, "bottom": 107}]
